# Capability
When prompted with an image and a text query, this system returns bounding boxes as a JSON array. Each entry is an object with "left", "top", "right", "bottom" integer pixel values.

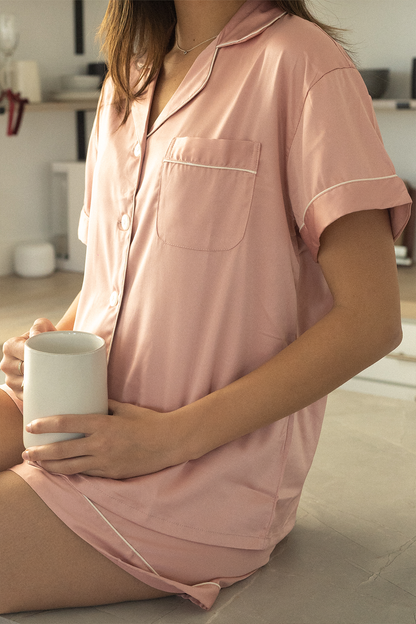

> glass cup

[{"left": 0, "top": 14, "right": 19, "bottom": 90}]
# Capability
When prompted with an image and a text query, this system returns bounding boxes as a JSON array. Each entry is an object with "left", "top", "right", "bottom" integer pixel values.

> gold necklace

[{"left": 175, "top": 30, "right": 218, "bottom": 55}]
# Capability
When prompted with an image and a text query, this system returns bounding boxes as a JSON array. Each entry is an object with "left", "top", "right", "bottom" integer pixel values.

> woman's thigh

[
  {"left": 0, "top": 471, "right": 172, "bottom": 615},
  {"left": 0, "top": 389, "right": 24, "bottom": 472}
]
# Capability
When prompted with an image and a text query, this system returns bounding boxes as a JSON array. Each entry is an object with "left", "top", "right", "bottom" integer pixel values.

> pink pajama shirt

[{"left": 5, "top": 0, "right": 411, "bottom": 609}]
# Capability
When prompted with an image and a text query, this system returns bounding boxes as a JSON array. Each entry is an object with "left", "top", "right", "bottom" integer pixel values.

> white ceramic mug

[{"left": 23, "top": 331, "right": 108, "bottom": 448}]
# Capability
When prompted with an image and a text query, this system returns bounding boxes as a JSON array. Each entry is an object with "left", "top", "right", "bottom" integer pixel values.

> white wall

[
  {"left": 0, "top": 0, "right": 107, "bottom": 275},
  {"left": 0, "top": 0, "right": 415, "bottom": 276},
  {"left": 313, "top": 0, "right": 416, "bottom": 186}
]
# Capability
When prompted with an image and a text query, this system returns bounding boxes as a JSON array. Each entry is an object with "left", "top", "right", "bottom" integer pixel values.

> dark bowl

[{"left": 358, "top": 69, "right": 390, "bottom": 99}]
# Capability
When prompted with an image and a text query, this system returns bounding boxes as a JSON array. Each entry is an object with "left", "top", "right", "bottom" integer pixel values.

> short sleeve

[
  {"left": 78, "top": 207, "right": 90, "bottom": 246},
  {"left": 78, "top": 120, "right": 97, "bottom": 246},
  {"left": 287, "top": 66, "right": 412, "bottom": 261},
  {"left": 78, "top": 99, "right": 102, "bottom": 246}
]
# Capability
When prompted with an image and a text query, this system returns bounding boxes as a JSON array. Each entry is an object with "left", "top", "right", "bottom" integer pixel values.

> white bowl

[
  {"left": 14, "top": 242, "right": 56, "bottom": 278},
  {"left": 61, "top": 74, "right": 100, "bottom": 91}
]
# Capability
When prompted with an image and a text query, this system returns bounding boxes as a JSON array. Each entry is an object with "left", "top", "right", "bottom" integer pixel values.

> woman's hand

[
  {"left": 22, "top": 399, "right": 186, "bottom": 479},
  {"left": 0, "top": 318, "right": 57, "bottom": 401}
]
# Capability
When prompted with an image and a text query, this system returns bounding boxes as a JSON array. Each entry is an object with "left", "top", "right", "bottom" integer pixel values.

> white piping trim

[
  {"left": 300, "top": 174, "right": 399, "bottom": 229},
  {"left": 217, "top": 12, "right": 287, "bottom": 49},
  {"left": 82, "top": 495, "right": 222, "bottom": 593},
  {"left": 83, "top": 495, "right": 225, "bottom": 593},
  {"left": 147, "top": 12, "right": 287, "bottom": 138},
  {"left": 147, "top": 48, "right": 220, "bottom": 138},
  {"left": 163, "top": 158, "right": 257, "bottom": 175},
  {"left": 82, "top": 495, "right": 160, "bottom": 577}
]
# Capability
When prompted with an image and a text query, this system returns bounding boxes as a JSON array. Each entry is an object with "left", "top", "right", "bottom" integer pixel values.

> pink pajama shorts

[{"left": 10, "top": 460, "right": 275, "bottom": 610}]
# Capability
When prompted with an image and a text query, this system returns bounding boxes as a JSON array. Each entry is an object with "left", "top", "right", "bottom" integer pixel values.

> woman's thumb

[{"left": 29, "top": 318, "right": 57, "bottom": 338}]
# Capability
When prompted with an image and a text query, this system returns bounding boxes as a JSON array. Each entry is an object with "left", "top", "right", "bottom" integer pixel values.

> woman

[{"left": 0, "top": 0, "right": 411, "bottom": 613}]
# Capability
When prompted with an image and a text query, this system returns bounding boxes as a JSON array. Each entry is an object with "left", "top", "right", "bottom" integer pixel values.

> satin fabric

[{"left": 4, "top": 0, "right": 411, "bottom": 608}]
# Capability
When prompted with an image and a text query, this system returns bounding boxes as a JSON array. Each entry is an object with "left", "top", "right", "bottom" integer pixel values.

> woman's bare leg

[
  {"left": 0, "top": 391, "right": 172, "bottom": 614},
  {"left": 0, "top": 390, "right": 173, "bottom": 613},
  {"left": 0, "top": 470, "right": 173, "bottom": 614},
  {"left": 0, "top": 389, "right": 25, "bottom": 472}
]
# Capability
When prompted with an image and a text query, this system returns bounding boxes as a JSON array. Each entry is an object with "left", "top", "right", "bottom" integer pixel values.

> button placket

[
  {"left": 110, "top": 291, "right": 119, "bottom": 307},
  {"left": 111, "top": 147, "right": 141, "bottom": 315},
  {"left": 104, "top": 107, "right": 149, "bottom": 359},
  {"left": 121, "top": 214, "right": 130, "bottom": 231}
]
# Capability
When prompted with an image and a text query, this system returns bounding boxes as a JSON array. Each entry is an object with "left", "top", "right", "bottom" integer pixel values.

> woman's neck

[{"left": 173, "top": 0, "right": 246, "bottom": 51}]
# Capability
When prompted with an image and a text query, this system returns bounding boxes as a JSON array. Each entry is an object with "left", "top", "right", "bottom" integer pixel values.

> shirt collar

[
  {"left": 139, "top": 1, "right": 286, "bottom": 137},
  {"left": 216, "top": 0, "right": 286, "bottom": 48}
]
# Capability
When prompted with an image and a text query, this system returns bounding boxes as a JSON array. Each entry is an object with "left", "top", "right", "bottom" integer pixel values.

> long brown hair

[{"left": 99, "top": 1, "right": 347, "bottom": 124}]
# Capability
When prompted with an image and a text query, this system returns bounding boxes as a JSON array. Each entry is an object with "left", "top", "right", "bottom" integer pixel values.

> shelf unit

[
  {"left": 0, "top": 98, "right": 99, "bottom": 157},
  {"left": 28, "top": 98, "right": 98, "bottom": 159},
  {"left": 21, "top": 97, "right": 413, "bottom": 113},
  {"left": 25, "top": 99, "right": 99, "bottom": 113},
  {"left": 371, "top": 100, "right": 416, "bottom": 266},
  {"left": 2, "top": 98, "right": 415, "bottom": 260},
  {"left": 372, "top": 99, "right": 416, "bottom": 110}
]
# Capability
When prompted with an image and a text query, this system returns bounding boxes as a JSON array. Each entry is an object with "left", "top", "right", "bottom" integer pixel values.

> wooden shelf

[
  {"left": 15, "top": 98, "right": 416, "bottom": 114},
  {"left": 372, "top": 99, "right": 416, "bottom": 110},
  {"left": 26, "top": 99, "right": 99, "bottom": 113}
]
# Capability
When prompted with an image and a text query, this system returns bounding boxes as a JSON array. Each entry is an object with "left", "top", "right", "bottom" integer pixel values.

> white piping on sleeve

[
  {"left": 163, "top": 158, "right": 257, "bottom": 175},
  {"left": 82, "top": 495, "right": 160, "bottom": 577},
  {"left": 299, "top": 174, "right": 399, "bottom": 230}
]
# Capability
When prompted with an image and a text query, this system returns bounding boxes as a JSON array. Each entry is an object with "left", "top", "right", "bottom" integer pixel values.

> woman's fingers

[
  {"left": 0, "top": 319, "right": 57, "bottom": 399},
  {"left": 0, "top": 334, "right": 29, "bottom": 398},
  {"left": 2, "top": 333, "right": 28, "bottom": 363},
  {"left": 26, "top": 413, "right": 102, "bottom": 436},
  {"left": 24, "top": 435, "right": 90, "bottom": 462},
  {"left": 22, "top": 427, "right": 99, "bottom": 476},
  {"left": 29, "top": 318, "right": 57, "bottom": 337}
]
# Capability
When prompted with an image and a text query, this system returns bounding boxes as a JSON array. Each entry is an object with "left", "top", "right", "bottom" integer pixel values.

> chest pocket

[{"left": 157, "top": 136, "right": 261, "bottom": 251}]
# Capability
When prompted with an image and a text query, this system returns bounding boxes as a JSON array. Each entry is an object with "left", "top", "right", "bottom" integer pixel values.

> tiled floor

[{"left": 1, "top": 270, "right": 415, "bottom": 623}]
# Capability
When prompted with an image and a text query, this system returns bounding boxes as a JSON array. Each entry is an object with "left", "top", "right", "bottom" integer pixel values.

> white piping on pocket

[
  {"left": 163, "top": 158, "right": 257, "bottom": 175},
  {"left": 82, "top": 495, "right": 160, "bottom": 576},
  {"left": 299, "top": 174, "right": 399, "bottom": 230}
]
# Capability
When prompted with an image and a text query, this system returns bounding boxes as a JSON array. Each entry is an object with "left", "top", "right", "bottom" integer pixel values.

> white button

[
  {"left": 134, "top": 143, "right": 141, "bottom": 158},
  {"left": 121, "top": 214, "right": 130, "bottom": 231},
  {"left": 110, "top": 291, "right": 119, "bottom": 307}
]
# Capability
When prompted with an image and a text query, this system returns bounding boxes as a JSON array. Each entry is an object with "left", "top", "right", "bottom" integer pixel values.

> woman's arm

[
  {"left": 25, "top": 209, "right": 403, "bottom": 478},
  {"left": 176, "top": 208, "right": 402, "bottom": 461},
  {"left": 56, "top": 291, "right": 81, "bottom": 330}
]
